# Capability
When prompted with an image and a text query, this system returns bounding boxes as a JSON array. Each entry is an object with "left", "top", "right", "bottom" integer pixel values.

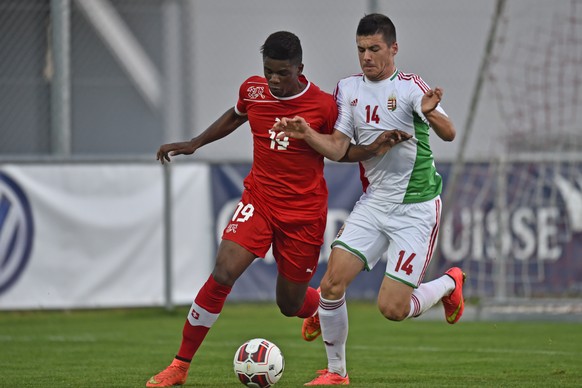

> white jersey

[{"left": 334, "top": 69, "right": 446, "bottom": 204}]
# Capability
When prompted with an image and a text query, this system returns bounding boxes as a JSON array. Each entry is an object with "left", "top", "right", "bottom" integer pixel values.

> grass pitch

[{"left": 1, "top": 302, "right": 580, "bottom": 387}]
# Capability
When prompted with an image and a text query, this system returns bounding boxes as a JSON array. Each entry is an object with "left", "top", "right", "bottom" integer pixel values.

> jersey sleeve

[
  {"left": 235, "top": 78, "right": 252, "bottom": 116},
  {"left": 321, "top": 95, "right": 339, "bottom": 135},
  {"left": 408, "top": 75, "right": 447, "bottom": 123},
  {"left": 332, "top": 79, "right": 355, "bottom": 139}
]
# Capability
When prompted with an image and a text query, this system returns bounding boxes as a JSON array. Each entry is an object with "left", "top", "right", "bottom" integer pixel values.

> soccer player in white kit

[{"left": 275, "top": 13, "right": 466, "bottom": 386}]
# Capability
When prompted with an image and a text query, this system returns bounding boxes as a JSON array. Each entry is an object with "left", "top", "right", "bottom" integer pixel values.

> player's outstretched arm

[
  {"left": 156, "top": 108, "right": 248, "bottom": 164},
  {"left": 340, "top": 129, "right": 411, "bottom": 162},
  {"left": 274, "top": 116, "right": 351, "bottom": 161},
  {"left": 421, "top": 87, "right": 456, "bottom": 142}
]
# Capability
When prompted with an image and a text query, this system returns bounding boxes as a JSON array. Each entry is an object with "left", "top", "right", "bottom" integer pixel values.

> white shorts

[{"left": 332, "top": 195, "right": 441, "bottom": 288}]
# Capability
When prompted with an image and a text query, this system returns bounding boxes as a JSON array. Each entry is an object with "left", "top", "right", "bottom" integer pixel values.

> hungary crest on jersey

[{"left": 387, "top": 95, "right": 397, "bottom": 111}]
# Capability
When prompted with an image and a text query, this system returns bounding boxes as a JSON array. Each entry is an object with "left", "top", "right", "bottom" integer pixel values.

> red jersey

[{"left": 235, "top": 75, "right": 338, "bottom": 220}]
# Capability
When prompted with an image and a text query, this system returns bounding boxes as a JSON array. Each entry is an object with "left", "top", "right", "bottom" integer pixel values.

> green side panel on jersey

[{"left": 403, "top": 112, "right": 442, "bottom": 203}]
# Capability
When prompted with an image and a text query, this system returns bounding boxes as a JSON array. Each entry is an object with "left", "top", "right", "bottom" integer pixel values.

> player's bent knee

[
  {"left": 320, "top": 278, "right": 346, "bottom": 300},
  {"left": 211, "top": 269, "right": 237, "bottom": 287},
  {"left": 378, "top": 303, "right": 408, "bottom": 321},
  {"left": 277, "top": 301, "right": 302, "bottom": 317}
]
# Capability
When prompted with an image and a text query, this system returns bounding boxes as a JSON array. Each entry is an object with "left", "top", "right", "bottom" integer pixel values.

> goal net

[{"left": 436, "top": 0, "right": 582, "bottom": 303}]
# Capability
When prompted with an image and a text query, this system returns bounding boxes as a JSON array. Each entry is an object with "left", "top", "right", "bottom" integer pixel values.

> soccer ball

[{"left": 233, "top": 338, "right": 285, "bottom": 388}]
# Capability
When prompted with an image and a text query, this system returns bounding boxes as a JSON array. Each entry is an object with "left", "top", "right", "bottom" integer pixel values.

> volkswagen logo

[{"left": 0, "top": 171, "right": 34, "bottom": 294}]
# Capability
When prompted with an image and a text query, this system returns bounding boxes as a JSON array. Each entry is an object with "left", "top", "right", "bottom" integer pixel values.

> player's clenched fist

[{"left": 421, "top": 87, "right": 444, "bottom": 115}]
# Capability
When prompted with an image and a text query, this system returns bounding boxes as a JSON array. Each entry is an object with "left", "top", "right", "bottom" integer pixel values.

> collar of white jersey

[
  {"left": 271, "top": 78, "right": 311, "bottom": 101},
  {"left": 362, "top": 69, "right": 399, "bottom": 84}
]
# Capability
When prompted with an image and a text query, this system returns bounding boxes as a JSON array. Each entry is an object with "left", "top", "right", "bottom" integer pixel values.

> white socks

[
  {"left": 319, "top": 294, "right": 348, "bottom": 377},
  {"left": 407, "top": 274, "right": 455, "bottom": 318}
]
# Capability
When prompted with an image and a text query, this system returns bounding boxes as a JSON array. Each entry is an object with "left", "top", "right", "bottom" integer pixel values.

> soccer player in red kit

[{"left": 145, "top": 31, "right": 337, "bottom": 387}]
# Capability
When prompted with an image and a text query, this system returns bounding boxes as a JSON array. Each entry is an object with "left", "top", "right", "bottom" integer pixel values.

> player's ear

[
  {"left": 391, "top": 42, "right": 398, "bottom": 56},
  {"left": 297, "top": 63, "right": 304, "bottom": 75}
]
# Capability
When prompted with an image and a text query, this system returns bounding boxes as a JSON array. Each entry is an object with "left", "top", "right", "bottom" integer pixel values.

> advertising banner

[
  {"left": 2, "top": 160, "right": 580, "bottom": 309},
  {"left": 435, "top": 162, "right": 582, "bottom": 298},
  {"left": 0, "top": 164, "right": 212, "bottom": 310}
]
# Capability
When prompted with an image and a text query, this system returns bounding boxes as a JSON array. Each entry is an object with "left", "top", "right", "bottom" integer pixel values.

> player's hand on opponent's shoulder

[
  {"left": 156, "top": 140, "right": 197, "bottom": 164},
  {"left": 367, "top": 129, "right": 411, "bottom": 156},
  {"left": 421, "top": 87, "right": 444, "bottom": 116},
  {"left": 273, "top": 116, "right": 310, "bottom": 140}
]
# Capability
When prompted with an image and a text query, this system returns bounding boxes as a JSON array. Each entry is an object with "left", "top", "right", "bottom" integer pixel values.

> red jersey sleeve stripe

[
  {"left": 398, "top": 72, "right": 430, "bottom": 93},
  {"left": 412, "top": 74, "right": 430, "bottom": 93}
]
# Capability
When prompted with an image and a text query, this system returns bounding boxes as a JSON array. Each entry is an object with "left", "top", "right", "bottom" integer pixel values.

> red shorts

[{"left": 222, "top": 189, "right": 326, "bottom": 283}]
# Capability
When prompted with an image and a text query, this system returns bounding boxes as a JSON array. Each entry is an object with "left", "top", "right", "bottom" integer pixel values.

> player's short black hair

[
  {"left": 260, "top": 31, "right": 303, "bottom": 65},
  {"left": 357, "top": 13, "right": 397, "bottom": 45}
]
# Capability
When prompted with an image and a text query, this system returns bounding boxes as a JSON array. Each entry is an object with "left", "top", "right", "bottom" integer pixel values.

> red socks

[
  {"left": 176, "top": 275, "right": 231, "bottom": 361},
  {"left": 294, "top": 286, "right": 320, "bottom": 318}
]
